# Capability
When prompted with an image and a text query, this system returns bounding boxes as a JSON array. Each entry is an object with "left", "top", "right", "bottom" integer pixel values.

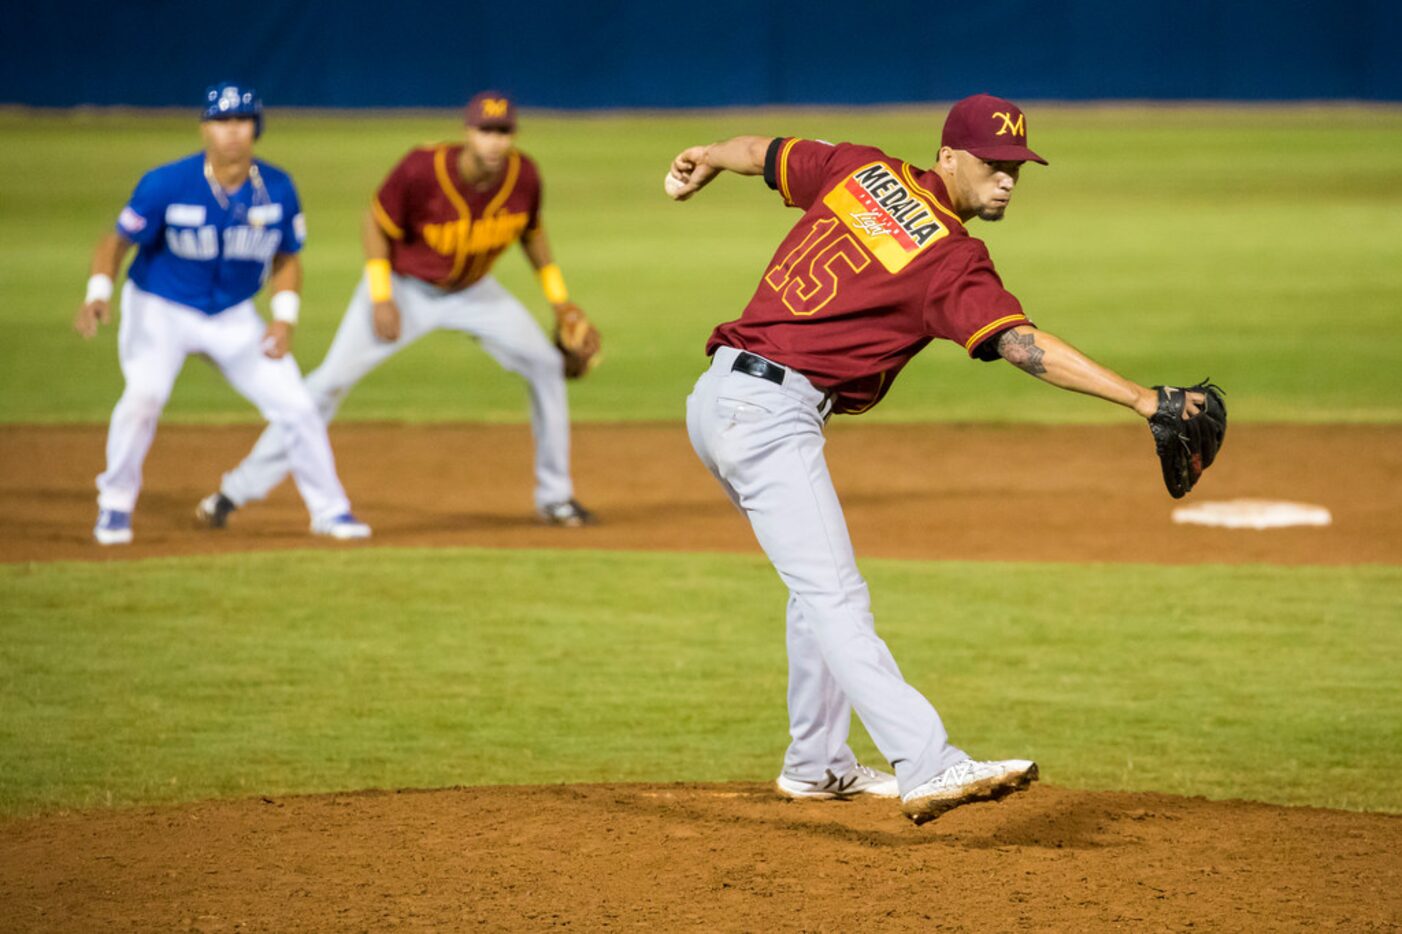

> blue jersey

[{"left": 115, "top": 153, "right": 306, "bottom": 314}]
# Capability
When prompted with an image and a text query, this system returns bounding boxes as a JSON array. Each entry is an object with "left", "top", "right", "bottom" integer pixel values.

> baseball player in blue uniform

[{"left": 74, "top": 83, "right": 370, "bottom": 545}]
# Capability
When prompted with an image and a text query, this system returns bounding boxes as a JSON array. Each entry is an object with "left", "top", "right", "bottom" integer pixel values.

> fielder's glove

[
  {"left": 1148, "top": 380, "right": 1227, "bottom": 498},
  {"left": 554, "top": 303, "right": 602, "bottom": 379}
]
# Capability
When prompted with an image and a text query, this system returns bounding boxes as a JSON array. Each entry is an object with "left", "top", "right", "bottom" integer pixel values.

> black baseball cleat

[
  {"left": 195, "top": 492, "right": 237, "bottom": 529},
  {"left": 537, "top": 499, "right": 597, "bottom": 527}
]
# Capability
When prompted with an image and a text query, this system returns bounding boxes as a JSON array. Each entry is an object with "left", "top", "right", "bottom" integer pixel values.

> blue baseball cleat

[
  {"left": 94, "top": 509, "right": 133, "bottom": 545},
  {"left": 310, "top": 512, "right": 372, "bottom": 540}
]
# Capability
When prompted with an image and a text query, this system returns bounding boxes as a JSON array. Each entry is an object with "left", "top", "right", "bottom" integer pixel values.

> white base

[{"left": 1171, "top": 498, "right": 1332, "bottom": 530}]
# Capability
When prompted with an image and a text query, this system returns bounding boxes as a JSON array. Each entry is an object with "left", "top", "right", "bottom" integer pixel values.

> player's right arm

[
  {"left": 363, "top": 152, "right": 420, "bottom": 343},
  {"left": 666, "top": 136, "right": 771, "bottom": 201},
  {"left": 361, "top": 207, "right": 401, "bottom": 343},
  {"left": 77, "top": 166, "right": 169, "bottom": 339},
  {"left": 73, "top": 232, "right": 134, "bottom": 339}
]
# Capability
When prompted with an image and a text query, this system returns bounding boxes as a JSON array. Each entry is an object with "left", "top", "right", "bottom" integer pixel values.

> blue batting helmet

[{"left": 202, "top": 82, "right": 263, "bottom": 138}]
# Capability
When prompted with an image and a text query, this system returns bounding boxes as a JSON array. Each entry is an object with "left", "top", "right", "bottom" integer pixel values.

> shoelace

[{"left": 934, "top": 759, "right": 981, "bottom": 787}]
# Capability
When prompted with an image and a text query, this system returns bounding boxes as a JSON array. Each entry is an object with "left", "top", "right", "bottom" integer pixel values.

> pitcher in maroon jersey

[{"left": 673, "top": 94, "right": 1208, "bottom": 824}]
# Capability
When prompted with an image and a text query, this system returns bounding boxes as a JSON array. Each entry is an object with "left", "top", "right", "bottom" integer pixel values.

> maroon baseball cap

[
  {"left": 941, "top": 93, "right": 1047, "bottom": 165},
  {"left": 464, "top": 91, "right": 517, "bottom": 130}
]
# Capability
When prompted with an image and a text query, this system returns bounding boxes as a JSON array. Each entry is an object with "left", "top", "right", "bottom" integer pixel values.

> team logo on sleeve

[
  {"left": 822, "top": 162, "right": 950, "bottom": 273},
  {"left": 117, "top": 206, "right": 147, "bottom": 234}
]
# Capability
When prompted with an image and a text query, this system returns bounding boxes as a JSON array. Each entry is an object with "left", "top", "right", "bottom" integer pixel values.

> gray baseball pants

[
  {"left": 685, "top": 346, "right": 967, "bottom": 794},
  {"left": 220, "top": 273, "right": 574, "bottom": 511}
]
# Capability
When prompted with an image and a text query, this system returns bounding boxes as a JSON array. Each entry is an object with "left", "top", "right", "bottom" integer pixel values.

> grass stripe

[{"left": 1, "top": 548, "right": 1398, "bottom": 816}]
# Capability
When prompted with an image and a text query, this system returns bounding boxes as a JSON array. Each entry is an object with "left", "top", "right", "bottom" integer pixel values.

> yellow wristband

[
  {"left": 366, "top": 259, "right": 393, "bottom": 303},
  {"left": 539, "top": 263, "right": 569, "bottom": 305}
]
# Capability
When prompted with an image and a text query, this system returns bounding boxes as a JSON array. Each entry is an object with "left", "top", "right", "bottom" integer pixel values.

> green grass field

[
  {"left": 3, "top": 105, "right": 1402, "bottom": 424},
  {"left": 1, "top": 105, "right": 1399, "bottom": 820},
  {"left": 2, "top": 549, "right": 1398, "bottom": 818}
]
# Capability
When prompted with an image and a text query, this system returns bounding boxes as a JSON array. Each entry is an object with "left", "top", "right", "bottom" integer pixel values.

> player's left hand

[
  {"left": 262, "top": 321, "right": 293, "bottom": 359},
  {"left": 1133, "top": 387, "right": 1205, "bottom": 420},
  {"left": 1147, "top": 380, "right": 1227, "bottom": 498},
  {"left": 553, "top": 303, "right": 602, "bottom": 378}
]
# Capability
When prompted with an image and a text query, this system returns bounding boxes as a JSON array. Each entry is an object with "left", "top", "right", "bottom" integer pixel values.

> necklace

[{"left": 204, "top": 158, "right": 268, "bottom": 211}]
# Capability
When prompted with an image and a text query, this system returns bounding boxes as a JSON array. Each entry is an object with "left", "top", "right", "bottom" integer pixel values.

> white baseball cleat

[
  {"left": 776, "top": 763, "right": 900, "bottom": 800},
  {"left": 310, "top": 513, "right": 372, "bottom": 540},
  {"left": 900, "top": 758, "right": 1038, "bottom": 825},
  {"left": 93, "top": 509, "right": 133, "bottom": 545}
]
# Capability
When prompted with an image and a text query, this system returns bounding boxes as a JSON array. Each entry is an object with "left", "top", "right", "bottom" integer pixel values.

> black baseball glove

[{"left": 1147, "top": 380, "right": 1227, "bottom": 498}]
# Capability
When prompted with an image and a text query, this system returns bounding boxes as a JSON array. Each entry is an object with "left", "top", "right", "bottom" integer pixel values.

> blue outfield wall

[{"left": 5, "top": 0, "right": 1400, "bottom": 108}]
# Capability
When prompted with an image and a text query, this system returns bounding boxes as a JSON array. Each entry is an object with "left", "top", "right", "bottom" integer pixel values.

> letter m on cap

[
  {"left": 992, "top": 111, "right": 1026, "bottom": 138},
  {"left": 483, "top": 98, "right": 508, "bottom": 117}
]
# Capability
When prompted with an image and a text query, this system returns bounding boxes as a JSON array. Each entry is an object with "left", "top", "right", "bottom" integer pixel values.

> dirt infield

[
  {"left": 3, "top": 783, "right": 1400, "bottom": 931},
  {"left": 3, "top": 422, "right": 1400, "bottom": 930},
  {"left": 3, "top": 422, "right": 1400, "bottom": 564}
]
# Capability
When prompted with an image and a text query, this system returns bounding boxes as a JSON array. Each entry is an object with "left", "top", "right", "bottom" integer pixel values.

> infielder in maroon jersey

[
  {"left": 670, "top": 94, "right": 1207, "bottom": 824},
  {"left": 201, "top": 92, "right": 598, "bottom": 529}
]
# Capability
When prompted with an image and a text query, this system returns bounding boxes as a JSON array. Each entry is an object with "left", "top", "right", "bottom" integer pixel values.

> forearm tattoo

[{"left": 998, "top": 329, "right": 1047, "bottom": 376}]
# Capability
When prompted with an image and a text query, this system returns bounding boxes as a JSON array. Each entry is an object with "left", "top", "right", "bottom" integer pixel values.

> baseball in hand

[{"left": 664, "top": 171, "right": 687, "bottom": 199}]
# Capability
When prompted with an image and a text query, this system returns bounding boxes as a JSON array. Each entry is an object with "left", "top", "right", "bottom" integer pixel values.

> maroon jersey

[
  {"left": 371, "top": 144, "right": 541, "bottom": 291},
  {"left": 707, "top": 138, "right": 1031, "bottom": 414}
]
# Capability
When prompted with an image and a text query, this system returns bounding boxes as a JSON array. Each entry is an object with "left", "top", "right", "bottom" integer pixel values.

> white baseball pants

[
  {"left": 686, "top": 346, "right": 968, "bottom": 794},
  {"left": 96, "top": 282, "right": 353, "bottom": 522},
  {"left": 220, "top": 273, "right": 574, "bottom": 511}
]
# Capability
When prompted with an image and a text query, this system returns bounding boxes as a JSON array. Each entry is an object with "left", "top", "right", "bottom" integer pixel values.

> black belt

[
  {"left": 731, "top": 351, "right": 787, "bottom": 385},
  {"left": 730, "top": 351, "right": 835, "bottom": 418}
]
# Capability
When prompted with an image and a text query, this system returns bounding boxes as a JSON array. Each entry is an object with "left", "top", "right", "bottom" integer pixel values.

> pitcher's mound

[{"left": 3, "top": 782, "right": 1399, "bottom": 931}]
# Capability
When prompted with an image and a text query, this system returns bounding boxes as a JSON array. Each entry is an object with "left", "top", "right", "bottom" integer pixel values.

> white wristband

[
  {"left": 270, "top": 291, "right": 300, "bottom": 326},
  {"left": 85, "top": 274, "right": 113, "bottom": 304}
]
